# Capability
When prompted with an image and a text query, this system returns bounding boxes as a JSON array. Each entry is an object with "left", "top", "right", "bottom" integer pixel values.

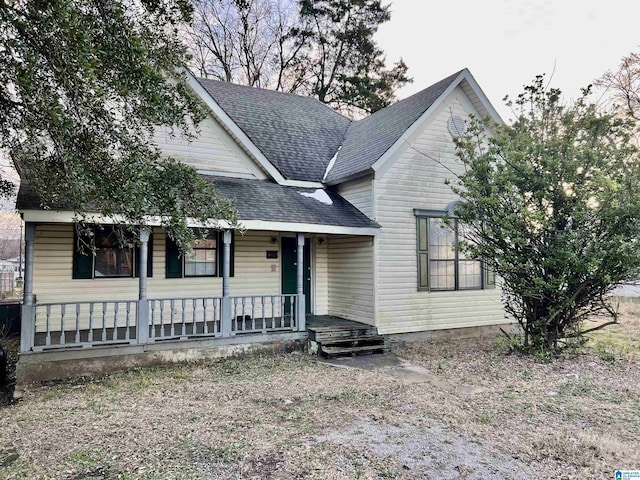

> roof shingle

[
  {"left": 197, "top": 79, "right": 351, "bottom": 183},
  {"left": 325, "top": 70, "right": 463, "bottom": 183},
  {"left": 16, "top": 177, "right": 379, "bottom": 230}
]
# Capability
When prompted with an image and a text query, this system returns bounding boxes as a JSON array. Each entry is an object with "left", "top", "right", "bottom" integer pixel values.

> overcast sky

[{"left": 376, "top": 0, "right": 640, "bottom": 121}]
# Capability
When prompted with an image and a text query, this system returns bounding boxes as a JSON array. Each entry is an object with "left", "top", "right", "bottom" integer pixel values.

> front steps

[{"left": 307, "top": 320, "right": 385, "bottom": 358}]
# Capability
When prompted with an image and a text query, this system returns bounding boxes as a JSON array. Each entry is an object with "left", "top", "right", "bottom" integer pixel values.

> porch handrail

[{"left": 25, "top": 292, "right": 305, "bottom": 352}]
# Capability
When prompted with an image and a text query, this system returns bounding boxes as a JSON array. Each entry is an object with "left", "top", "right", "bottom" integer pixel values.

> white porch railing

[
  {"left": 149, "top": 296, "right": 222, "bottom": 341},
  {"left": 28, "top": 294, "right": 304, "bottom": 351},
  {"left": 33, "top": 300, "right": 138, "bottom": 351},
  {"left": 231, "top": 294, "right": 298, "bottom": 334}
]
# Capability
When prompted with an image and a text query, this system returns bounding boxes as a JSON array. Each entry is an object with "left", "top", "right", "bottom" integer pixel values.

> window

[
  {"left": 94, "top": 228, "right": 132, "bottom": 277},
  {"left": 72, "top": 226, "right": 153, "bottom": 279},
  {"left": 416, "top": 214, "right": 490, "bottom": 291},
  {"left": 165, "top": 230, "right": 234, "bottom": 279},
  {"left": 185, "top": 234, "right": 217, "bottom": 277}
]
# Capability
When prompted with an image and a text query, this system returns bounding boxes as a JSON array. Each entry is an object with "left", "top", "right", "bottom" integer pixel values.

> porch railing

[
  {"left": 231, "top": 294, "right": 298, "bottom": 334},
  {"left": 27, "top": 293, "right": 304, "bottom": 351},
  {"left": 33, "top": 300, "right": 138, "bottom": 351},
  {"left": 149, "top": 297, "right": 222, "bottom": 341}
]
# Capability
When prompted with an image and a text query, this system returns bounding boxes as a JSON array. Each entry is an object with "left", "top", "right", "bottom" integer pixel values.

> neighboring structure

[
  {"left": 0, "top": 260, "right": 14, "bottom": 299},
  {"left": 16, "top": 68, "right": 509, "bottom": 377}
]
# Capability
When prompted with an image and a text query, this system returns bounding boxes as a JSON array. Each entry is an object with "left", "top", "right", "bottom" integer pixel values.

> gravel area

[{"left": 318, "top": 418, "right": 536, "bottom": 479}]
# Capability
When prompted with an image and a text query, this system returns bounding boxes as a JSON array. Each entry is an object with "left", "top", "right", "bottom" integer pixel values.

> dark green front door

[{"left": 281, "top": 236, "right": 311, "bottom": 314}]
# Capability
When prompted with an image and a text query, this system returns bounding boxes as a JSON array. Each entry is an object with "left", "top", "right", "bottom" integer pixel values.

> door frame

[{"left": 279, "top": 233, "right": 314, "bottom": 314}]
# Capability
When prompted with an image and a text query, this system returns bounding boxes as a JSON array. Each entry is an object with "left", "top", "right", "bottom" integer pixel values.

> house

[{"left": 15, "top": 68, "right": 508, "bottom": 382}]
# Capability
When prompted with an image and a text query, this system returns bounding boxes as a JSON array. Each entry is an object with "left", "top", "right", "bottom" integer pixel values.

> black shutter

[
  {"left": 135, "top": 233, "right": 154, "bottom": 278},
  {"left": 72, "top": 228, "right": 93, "bottom": 279},
  {"left": 217, "top": 231, "right": 235, "bottom": 277},
  {"left": 165, "top": 235, "right": 182, "bottom": 278}
]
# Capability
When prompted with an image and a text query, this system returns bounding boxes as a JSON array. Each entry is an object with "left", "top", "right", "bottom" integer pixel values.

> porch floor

[{"left": 306, "top": 315, "right": 375, "bottom": 332}]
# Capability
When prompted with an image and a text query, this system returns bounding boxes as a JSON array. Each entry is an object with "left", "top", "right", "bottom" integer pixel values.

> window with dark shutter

[
  {"left": 73, "top": 226, "right": 153, "bottom": 279},
  {"left": 165, "top": 230, "right": 234, "bottom": 278},
  {"left": 416, "top": 214, "right": 486, "bottom": 291}
]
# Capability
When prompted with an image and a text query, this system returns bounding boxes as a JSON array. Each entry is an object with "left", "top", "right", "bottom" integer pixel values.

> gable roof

[
  {"left": 324, "top": 70, "right": 463, "bottom": 183},
  {"left": 188, "top": 68, "right": 501, "bottom": 186},
  {"left": 196, "top": 78, "right": 351, "bottom": 183}
]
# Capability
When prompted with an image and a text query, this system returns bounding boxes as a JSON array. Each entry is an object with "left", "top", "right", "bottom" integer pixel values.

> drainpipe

[
  {"left": 220, "top": 230, "right": 232, "bottom": 336},
  {"left": 20, "top": 223, "right": 36, "bottom": 353},
  {"left": 296, "top": 233, "right": 306, "bottom": 331}
]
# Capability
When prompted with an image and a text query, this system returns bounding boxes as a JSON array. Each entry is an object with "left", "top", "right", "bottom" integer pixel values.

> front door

[{"left": 281, "top": 236, "right": 311, "bottom": 314}]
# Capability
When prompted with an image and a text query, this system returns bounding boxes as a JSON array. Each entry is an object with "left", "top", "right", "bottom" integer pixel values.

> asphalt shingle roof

[
  {"left": 16, "top": 177, "right": 379, "bottom": 230},
  {"left": 325, "top": 70, "right": 463, "bottom": 183},
  {"left": 205, "top": 176, "right": 378, "bottom": 228},
  {"left": 197, "top": 78, "right": 351, "bottom": 183}
]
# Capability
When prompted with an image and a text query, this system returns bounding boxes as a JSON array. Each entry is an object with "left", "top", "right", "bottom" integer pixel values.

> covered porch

[
  {"left": 17, "top": 176, "right": 380, "bottom": 358},
  {"left": 21, "top": 227, "right": 311, "bottom": 353}
]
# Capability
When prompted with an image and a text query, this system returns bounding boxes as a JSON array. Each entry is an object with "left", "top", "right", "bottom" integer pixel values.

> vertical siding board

[
  {"left": 374, "top": 86, "right": 507, "bottom": 335},
  {"left": 314, "top": 236, "right": 329, "bottom": 315}
]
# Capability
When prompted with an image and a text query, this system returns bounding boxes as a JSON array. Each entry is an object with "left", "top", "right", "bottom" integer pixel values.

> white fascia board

[
  {"left": 182, "top": 68, "right": 287, "bottom": 184},
  {"left": 196, "top": 170, "right": 256, "bottom": 180},
  {"left": 21, "top": 210, "right": 379, "bottom": 236},
  {"left": 237, "top": 220, "right": 378, "bottom": 236},
  {"left": 370, "top": 68, "right": 502, "bottom": 176},
  {"left": 459, "top": 70, "right": 504, "bottom": 125}
]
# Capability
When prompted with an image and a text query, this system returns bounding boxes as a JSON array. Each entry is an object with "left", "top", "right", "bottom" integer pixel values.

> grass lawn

[{"left": 1, "top": 302, "right": 639, "bottom": 479}]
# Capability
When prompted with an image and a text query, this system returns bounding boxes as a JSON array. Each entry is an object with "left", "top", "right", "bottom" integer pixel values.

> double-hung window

[
  {"left": 185, "top": 233, "right": 217, "bottom": 277},
  {"left": 94, "top": 228, "right": 133, "bottom": 277},
  {"left": 416, "top": 212, "right": 493, "bottom": 291},
  {"left": 165, "top": 230, "right": 235, "bottom": 278}
]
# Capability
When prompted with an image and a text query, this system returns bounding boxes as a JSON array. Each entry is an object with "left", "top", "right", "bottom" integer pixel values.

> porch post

[
  {"left": 20, "top": 223, "right": 36, "bottom": 353},
  {"left": 220, "top": 230, "right": 232, "bottom": 336},
  {"left": 136, "top": 228, "right": 150, "bottom": 344},
  {"left": 296, "top": 233, "right": 306, "bottom": 331}
]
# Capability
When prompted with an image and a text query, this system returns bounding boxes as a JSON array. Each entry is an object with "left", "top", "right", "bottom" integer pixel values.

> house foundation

[{"left": 15, "top": 331, "right": 306, "bottom": 389}]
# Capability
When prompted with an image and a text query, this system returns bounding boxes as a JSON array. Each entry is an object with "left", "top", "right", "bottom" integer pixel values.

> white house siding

[
  {"left": 314, "top": 235, "right": 329, "bottom": 315},
  {"left": 327, "top": 235, "right": 375, "bottom": 325},
  {"left": 374, "top": 86, "right": 507, "bottom": 335},
  {"left": 335, "top": 175, "right": 374, "bottom": 219},
  {"left": 32, "top": 224, "right": 282, "bottom": 331},
  {"left": 153, "top": 115, "right": 266, "bottom": 179}
]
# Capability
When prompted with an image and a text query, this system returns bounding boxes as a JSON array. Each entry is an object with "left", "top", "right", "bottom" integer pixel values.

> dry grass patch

[
  {"left": 396, "top": 329, "right": 640, "bottom": 478},
  {"left": 2, "top": 309, "right": 639, "bottom": 479},
  {"left": 0, "top": 353, "right": 410, "bottom": 479}
]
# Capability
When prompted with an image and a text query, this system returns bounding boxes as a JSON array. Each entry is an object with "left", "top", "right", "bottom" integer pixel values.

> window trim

[{"left": 415, "top": 211, "right": 487, "bottom": 292}]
